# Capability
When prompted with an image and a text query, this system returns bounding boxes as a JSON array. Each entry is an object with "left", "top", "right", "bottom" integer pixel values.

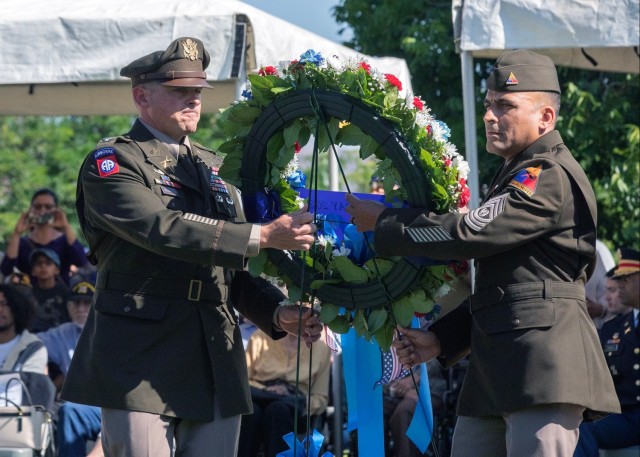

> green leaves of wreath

[{"left": 218, "top": 50, "right": 470, "bottom": 350}]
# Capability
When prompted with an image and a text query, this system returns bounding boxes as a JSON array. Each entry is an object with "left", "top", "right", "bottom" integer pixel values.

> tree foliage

[
  {"left": 0, "top": 113, "right": 224, "bottom": 252},
  {"left": 333, "top": 0, "right": 639, "bottom": 251}
]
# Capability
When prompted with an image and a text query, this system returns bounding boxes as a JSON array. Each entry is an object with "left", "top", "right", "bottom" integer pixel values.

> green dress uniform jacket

[
  {"left": 61, "top": 120, "right": 287, "bottom": 421},
  {"left": 375, "top": 130, "right": 620, "bottom": 420}
]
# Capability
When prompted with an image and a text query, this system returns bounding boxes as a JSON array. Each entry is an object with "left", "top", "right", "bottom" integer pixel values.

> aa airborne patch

[
  {"left": 509, "top": 165, "right": 542, "bottom": 196},
  {"left": 93, "top": 147, "right": 120, "bottom": 177},
  {"left": 464, "top": 194, "right": 508, "bottom": 231}
]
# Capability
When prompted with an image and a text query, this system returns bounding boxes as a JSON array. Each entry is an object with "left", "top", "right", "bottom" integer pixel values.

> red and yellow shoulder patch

[{"left": 509, "top": 165, "right": 542, "bottom": 196}]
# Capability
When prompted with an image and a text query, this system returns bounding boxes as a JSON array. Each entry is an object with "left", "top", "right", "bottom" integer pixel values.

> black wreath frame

[{"left": 241, "top": 89, "right": 432, "bottom": 309}]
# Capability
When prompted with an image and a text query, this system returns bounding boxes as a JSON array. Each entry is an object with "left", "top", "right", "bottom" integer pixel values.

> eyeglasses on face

[{"left": 32, "top": 203, "right": 56, "bottom": 211}]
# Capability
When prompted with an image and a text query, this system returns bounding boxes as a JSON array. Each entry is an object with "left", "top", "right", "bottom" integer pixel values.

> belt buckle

[{"left": 188, "top": 279, "right": 202, "bottom": 301}]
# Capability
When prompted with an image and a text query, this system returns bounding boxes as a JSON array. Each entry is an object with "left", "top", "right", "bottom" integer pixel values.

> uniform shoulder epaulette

[
  {"left": 96, "top": 134, "right": 130, "bottom": 148},
  {"left": 192, "top": 142, "right": 216, "bottom": 154}
]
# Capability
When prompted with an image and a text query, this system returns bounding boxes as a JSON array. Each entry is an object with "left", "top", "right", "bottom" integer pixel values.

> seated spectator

[
  {"left": 0, "top": 283, "right": 47, "bottom": 373},
  {"left": 585, "top": 240, "right": 617, "bottom": 328},
  {"left": 0, "top": 187, "right": 89, "bottom": 285},
  {"left": 238, "top": 330, "right": 332, "bottom": 457},
  {"left": 37, "top": 277, "right": 103, "bottom": 457},
  {"left": 384, "top": 359, "right": 447, "bottom": 457},
  {"left": 574, "top": 248, "right": 640, "bottom": 456},
  {"left": 29, "top": 248, "right": 71, "bottom": 332},
  {"left": 604, "top": 267, "right": 632, "bottom": 317}
]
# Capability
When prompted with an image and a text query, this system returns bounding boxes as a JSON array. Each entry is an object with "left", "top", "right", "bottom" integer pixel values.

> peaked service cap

[{"left": 120, "top": 37, "right": 212, "bottom": 89}]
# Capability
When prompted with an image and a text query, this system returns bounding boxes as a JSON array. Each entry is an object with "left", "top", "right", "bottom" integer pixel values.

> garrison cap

[
  {"left": 612, "top": 247, "right": 640, "bottom": 278},
  {"left": 120, "top": 37, "right": 212, "bottom": 88},
  {"left": 487, "top": 49, "right": 560, "bottom": 94},
  {"left": 69, "top": 279, "right": 96, "bottom": 302}
]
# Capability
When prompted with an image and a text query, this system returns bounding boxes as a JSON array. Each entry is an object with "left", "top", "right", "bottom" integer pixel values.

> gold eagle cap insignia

[{"left": 181, "top": 39, "right": 199, "bottom": 61}]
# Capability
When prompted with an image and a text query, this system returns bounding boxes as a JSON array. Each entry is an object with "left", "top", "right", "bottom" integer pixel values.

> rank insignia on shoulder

[
  {"left": 509, "top": 165, "right": 542, "bottom": 196},
  {"left": 464, "top": 193, "right": 508, "bottom": 231},
  {"left": 94, "top": 148, "right": 120, "bottom": 178}
]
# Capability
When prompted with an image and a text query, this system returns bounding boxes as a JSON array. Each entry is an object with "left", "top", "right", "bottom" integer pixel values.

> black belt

[
  {"left": 469, "top": 279, "right": 584, "bottom": 314},
  {"left": 96, "top": 271, "right": 227, "bottom": 303}
]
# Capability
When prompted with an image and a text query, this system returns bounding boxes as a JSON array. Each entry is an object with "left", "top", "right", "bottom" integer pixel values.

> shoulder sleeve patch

[
  {"left": 464, "top": 193, "right": 508, "bottom": 231},
  {"left": 508, "top": 165, "right": 542, "bottom": 196},
  {"left": 93, "top": 147, "right": 120, "bottom": 177}
]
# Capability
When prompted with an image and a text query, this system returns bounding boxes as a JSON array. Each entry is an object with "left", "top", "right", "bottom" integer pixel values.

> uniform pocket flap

[
  {"left": 94, "top": 289, "right": 168, "bottom": 321},
  {"left": 474, "top": 299, "right": 556, "bottom": 335}
]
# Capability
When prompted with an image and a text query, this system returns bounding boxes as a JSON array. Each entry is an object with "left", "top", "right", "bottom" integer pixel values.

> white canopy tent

[
  {"left": 0, "top": 0, "right": 412, "bottom": 116},
  {"left": 452, "top": 0, "right": 640, "bottom": 208}
]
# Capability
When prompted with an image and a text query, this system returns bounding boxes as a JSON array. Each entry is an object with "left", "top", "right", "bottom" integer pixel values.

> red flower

[
  {"left": 258, "top": 65, "right": 278, "bottom": 76},
  {"left": 294, "top": 141, "right": 301, "bottom": 153},
  {"left": 425, "top": 125, "right": 432, "bottom": 136},
  {"left": 444, "top": 158, "right": 452, "bottom": 168},
  {"left": 384, "top": 73, "right": 403, "bottom": 91},
  {"left": 359, "top": 62, "right": 371, "bottom": 74},
  {"left": 414, "top": 312, "right": 426, "bottom": 318},
  {"left": 412, "top": 97, "right": 424, "bottom": 111},
  {"left": 457, "top": 180, "right": 471, "bottom": 208}
]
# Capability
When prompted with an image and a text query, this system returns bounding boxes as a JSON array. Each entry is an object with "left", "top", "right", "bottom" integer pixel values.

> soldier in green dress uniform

[
  {"left": 61, "top": 37, "right": 321, "bottom": 457},
  {"left": 346, "top": 49, "right": 620, "bottom": 457}
]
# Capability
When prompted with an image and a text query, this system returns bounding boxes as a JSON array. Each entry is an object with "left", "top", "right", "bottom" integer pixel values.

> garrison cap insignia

[
  {"left": 505, "top": 72, "right": 519, "bottom": 85},
  {"left": 464, "top": 194, "right": 507, "bottom": 231},
  {"left": 181, "top": 39, "right": 198, "bottom": 61},
  {"left": 93, "top": 147, "right": 120, "bottom": 178},
  {"left": 509, "top": 165, "right": 542, "bottom": 196}
]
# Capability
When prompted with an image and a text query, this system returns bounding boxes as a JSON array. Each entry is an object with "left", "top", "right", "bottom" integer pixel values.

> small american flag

[
  {"left": 324, "top": 325, "right": 342, "bottom": 354},
  {"left": 375, "top": 344, "right": 410, "bottom": 387}
]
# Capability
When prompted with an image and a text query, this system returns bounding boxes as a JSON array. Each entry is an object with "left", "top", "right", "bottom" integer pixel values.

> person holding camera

[{"left": 0, "top": 188, "right": 89, "bottom": 285}]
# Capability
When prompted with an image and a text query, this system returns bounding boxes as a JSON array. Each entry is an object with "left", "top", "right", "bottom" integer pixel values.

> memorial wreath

[{"left": 218, "top": 50, "right": 470, "bottom": 350}]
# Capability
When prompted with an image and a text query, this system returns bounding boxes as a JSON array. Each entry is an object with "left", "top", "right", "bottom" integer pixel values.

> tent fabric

[
  {"left": 0, "top": 0, "right": 412, "bottom": 115},
  {"left": 453, "top": 0, "right": 640, "bottom": 74}
]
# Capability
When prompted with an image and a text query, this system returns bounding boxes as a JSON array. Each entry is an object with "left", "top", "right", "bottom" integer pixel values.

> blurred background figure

[
  {"left": 0, "top": 188, "right": 89, "bottom": 286},
  {"left": 574, "top": 247, "right": 640, "bottom": 457},
  {"left": 238, "top": 330, "right": 332, "bottom": 457},
  {"left": 28, "top": 248, "right": 71, "bottom": 332},
  {"left": 37, "top": 276, "right": 103, "bottom": 457},
  {"left": 585, "top": 240, "right": 617, "bottom": 328},
  {"left": 0, "top": 283, "right": 47, "bottom": 374}
]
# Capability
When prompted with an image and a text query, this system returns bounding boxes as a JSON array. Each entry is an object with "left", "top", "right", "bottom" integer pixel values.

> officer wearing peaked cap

[
  {"left": 347, "top": 49, "right": 619, "bottom": 456},
  {"left": 575, "top": 248, "right": 640, "bottom": 456},
  {"left": 61, "top": 37, "right": 320, "bottom": 457}
]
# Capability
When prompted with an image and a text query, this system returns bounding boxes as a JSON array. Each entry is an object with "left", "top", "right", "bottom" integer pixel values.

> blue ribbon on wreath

[{"left": 276, "top": 429, "right": 333, "bottom": 457}]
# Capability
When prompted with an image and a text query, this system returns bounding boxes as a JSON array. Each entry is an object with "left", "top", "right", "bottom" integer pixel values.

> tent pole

[{"left": 460, "top": 50, "right": 478, "bottom": 292}]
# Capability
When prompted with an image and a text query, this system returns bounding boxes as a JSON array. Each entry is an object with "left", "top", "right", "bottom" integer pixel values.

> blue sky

[{"left": 241, "top": 0, "right": 351, "bottom": 43}]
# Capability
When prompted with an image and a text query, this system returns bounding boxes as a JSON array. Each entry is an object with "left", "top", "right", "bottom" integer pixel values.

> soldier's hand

[
  {"left": 393, "top": 327, "right": 441, "bottom": 369},
  {"left": 260, "top": 203, "right": 316, "bottom": 251},
  {"left": 276, "top": 305, "right": 323, "bottom": 348},
  {"left": 345, "top": 193, "right": 385, "bottom": 233}
]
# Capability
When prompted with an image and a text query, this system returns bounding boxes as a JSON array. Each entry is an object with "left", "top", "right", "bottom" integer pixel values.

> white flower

[
  {"left": 434, "top": 282, "right": 451, "bottom": 298},
  {"left": 317, "top": 233, "right": 337, "bottom": 247},
  {"left": 452, "top": 154, "right": 470, "bottom": 180},
  {"left": 332, "top": 245, "right": 352, "bottom": 257}
]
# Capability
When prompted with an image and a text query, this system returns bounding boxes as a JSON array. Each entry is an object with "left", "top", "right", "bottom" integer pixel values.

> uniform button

[
  {"left": 512, "top": 318, "right": 520, "bottom": 326},
  {"left": 635, "top": 380, "right": 640, "bottom": 386},
  {"left": 634, "top": 364, "right": 639, "bottom": 370},
  {"left": 211, "top": 336, "right": 215, "bottom": 341},
  {"left": 635, "top": 348, "right": 640, "bottom": 354},
  {"left": 124, "top": 306, "right": 131, "bottom": 312}
]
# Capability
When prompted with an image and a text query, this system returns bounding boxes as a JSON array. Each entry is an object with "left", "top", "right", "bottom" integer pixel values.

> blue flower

[
  {"left": 286, "top": 170, "right": 307, "bottom": 190},
  {"left": 241, "top": 89, "right": 253, "bottom": 100},
  {"left": 299, "top": 49, "right": 324, "bottom": 66}
]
